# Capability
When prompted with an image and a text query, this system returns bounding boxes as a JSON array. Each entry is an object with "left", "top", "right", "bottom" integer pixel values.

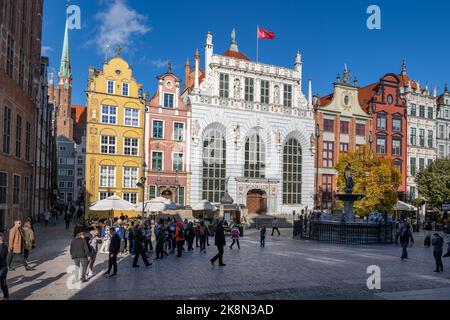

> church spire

[{"left": 59, "top": 3, "right": 72, "bottom": 79}]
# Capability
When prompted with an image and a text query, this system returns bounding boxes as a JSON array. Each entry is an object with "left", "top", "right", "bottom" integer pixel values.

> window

[
  {"left": 427, "top": 130, "right": 433, "bottom": 148},
  {"left": 428, "top": 107, "right": 433, "bottom": 119},
  {"left": 59, "top": 157, "right": 66, "bottom": 165},
  {"left": 202, "top": 129, "right": 226, "bottom": 203},
  {"left": 411, "top": 104, "right": 416, "bottom": 116},
  {"left": 67, "top": 182, "right": 73, "bottom": 189},
  {"left": 322, "top": 141, "right": 334, "bottom": 168},
  {"left": 25, "top": 122, "right": 31, "bottom": 161},
  {"left": 283, "top": 138, "right": 302, "bottom": 205},
  {"left": 100, "top": 136, "right": 116, "bottom": 154},
  {"left": 152, "top": 120, "right": 164, "bottom": 139},
  {"left": 3, "top": 107, "right": 11, "bottom": 154},
  {"left": 387, "top": 94, "right": 394, "bottom": 104},
  {"left": 178, "top": 187, "right": 185, "bottom": 206},
  {"left": 77, "top": 179, "right": 83, "bottom": 187},
  {"left": 77, "top": 168, "right": 83, "bottom": 176},
  {"left": 439, "top": 125, "right": 445, "bottom": 139},
  {"left": 419, "top": 129, "right": 425, "bottom": 147},
  {"left": 173, "top": 153, "right": 184, "bottom": 172},
  {"left": 260, "top": 80, "right": 269, "bottom": 104},
  {"left": 392, "top": 139, "right": 402, "bottom": 156},
  {"left": 123, "top": 193, "right": 138, "bottom": 204},
  {"left": 419, "top": 158, "right": 425, "bottom": 172},
  {"left": 19, "top": 50, "right": 24, "bottom": 89},
  {"left": 394, "top": 161, "right": 402, "bottom": 174},
  {"left": 340, "top": 121, "right": 349, "bottom": 134},
  {"left": 356, "top": 123, "right": 365, "bottom": 136},
  {"left": 100, "top": 166, "right": 116, "bottom": 188},
  {"left": 392, "top": 118, "right": 402, "bottom": 132},
  {"left": 59, "top": 146, "right": 66, "bottom": 151},
  {"left": 409, "top": 187, "right": 416, "bottom": 201},
  {"left": 13, "top": 175, "right": 20, "bottom": 205},
  {"left": 410, "top": 157, "right": 416, "bottom": 176},
  {"left": 123, "top": 167, "right": 138, "bottom": 188},
  {"left": 58, "top": 169, "right": 66, "bottom": 176},
  {"left": 245, "top": 78, "right": 254, "bottom": 102},
  {"left": 28, "top": 63, "right": 33, "bottom": 98},
  {"left": 99, "top": 192, "right": 115, "bottom": 200},
  {"left": 377, "top": 114, "right": 387, "bottom": 130},
  {"left": 107, "top": 80, "right": 115, "bottom": 94},
  {"left": 77, "top": 157, "right": 83, "bottom": 165},
  {"left": 15, "top": 115, "right": 22, "bottom": 158},
  {"left": 122, "top": 83, "right": 129, "bottom": 96},
  {"left": 67, "top": 158, "right": 75, "bottom": 165},
  {"left": 419, "top": 105, "right": 425, "bottom": 118},
  {"left": 164, "top": 93, "right": 174, "bottom": 108},
  {"left": 410, "top": 128, "right": 416, "bottom": 146},
  {"left": 148, "top": 186, "right": 156, "bottom": 200},
  {"left": 323, "top": 119, "right": 334, "bottom": 132},
  {"left": 124, "top": 138, "right": 139, "bottom": 156},
  {"left": 67, "top": 169, "right": 73, "bottom": 176},
  {"left": 340, "top": 143, "right": 349, "bottom": 153},
  {"left": 322, "top": 175, "right": 333, "bottom": 210},
  {"left": 173, "top": 123, "right": 184, "bottom": 141},
  {"left": 124, "top": 108, "right": 139, "bottom": 127},
  {"left": 376, "top": 136, "right": 387, "bottom": 154},
  {"left": 101, "top": 105, "right": 117, "bottom": 124},
  {"left": 245, "top": 133, "right": 266, "bottom": 178},
  {"left": 152, "top": 152, "right": 163, "bottom": 171},
  {"left": 438, "top": 145, "right": 445, "bottom": 159},
  {"left": 6, "top": 36, "right": 14, "bottom": 78},
  {"left": 0, "top": 172, "right": 7, "bottom": 204},
  {"left": 283, "top": 84, "right": 292, "bottom": 107},
  {"left": 219, "top": 74, "right": 229, "bottom": 98},
  {"left": 427, "top": 159, "right": 433, "bottom": 168}
]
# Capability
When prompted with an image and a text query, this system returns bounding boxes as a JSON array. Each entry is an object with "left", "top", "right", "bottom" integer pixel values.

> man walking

[
  {"left": 271, "top": 217, "right": 280, "bottom": 237},
  {"left": 104, "top": 228, "right": 120, "bottom": 277},
  {"left": 7, "top": 220, "right": 32, "bottom": 271},
  {"left": 0, "top": 232, "right": 9, "bottom": 300},
  {"left": 400, "top": 221, "right": 414, "bottom": 260},
  {"left": 432, "top": 233, "right": 444, "bottom": 272},
  {"left": 210, "top": 220, "right": 226, "bottom": 267},
  {"left": 132, "top": 225, "right": 152, "bottom": 268},
  {"left": 70, "top": 231, "right": 90, "bottom": 283}
]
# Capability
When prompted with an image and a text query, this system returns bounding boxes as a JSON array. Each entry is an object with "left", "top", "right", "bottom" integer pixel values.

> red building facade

[
  {"left": 359, "top": 73, "right": 408, "bottom": 200},
  {"left": 146, "top": 66, "right": 190, "bottom": 206}
]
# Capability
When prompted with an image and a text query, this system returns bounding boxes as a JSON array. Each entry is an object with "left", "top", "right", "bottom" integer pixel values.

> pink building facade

[{"left": 146, "top": 67, "right": 191, "bottom": 206}]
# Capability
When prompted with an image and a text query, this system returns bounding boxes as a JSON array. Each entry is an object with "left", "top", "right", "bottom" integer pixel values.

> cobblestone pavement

[{"left": 5, "top": 219, "right": 450, "bottom": 300}]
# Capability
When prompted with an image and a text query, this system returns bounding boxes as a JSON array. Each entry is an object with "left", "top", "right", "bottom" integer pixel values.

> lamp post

[
  {"left": 138, "top": 89, "right": 149, "bottom": 220},
  {"left": 313, "top": 94, "right": 321, "bottom": 211}
]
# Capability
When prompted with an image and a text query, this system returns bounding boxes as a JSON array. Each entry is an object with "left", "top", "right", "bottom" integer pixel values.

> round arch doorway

[
  {"left": 246, "top": 189, "right": 268, "bottom": 214},
  {"left": 161, "top": 190, "right": 173, "bottom": 201}
]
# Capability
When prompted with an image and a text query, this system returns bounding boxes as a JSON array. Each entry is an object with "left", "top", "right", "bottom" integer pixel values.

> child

[
  {"left": 260, "top": 224, "right": 267, "bottom": 248},
  {"left": 230, "top": 225, "right": 240, "bottom": 250}
]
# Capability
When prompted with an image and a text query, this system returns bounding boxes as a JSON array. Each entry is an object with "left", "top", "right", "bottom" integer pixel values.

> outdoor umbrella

[
  {"left": 135, "top": 197, "right": 179, "bottom": 219},
  {"left": 192, "top": 200, "right": 218, "bottom": 211},
  {"left": 394, "top": 201, "right": 418, "bottom": 212},
  {"left": 90, "top": 195, "right": 135, "bottom": 223}
]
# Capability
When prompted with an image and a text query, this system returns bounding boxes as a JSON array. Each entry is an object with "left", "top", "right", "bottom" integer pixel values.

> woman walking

[
  {"left": 22, "top": 222, "right": 35, "bottom": 269},
  {"left": 197, "top": 221, "right": 207, "bottom": 253},
  {"left": 210, "top": 220, "right": 226, "bottom": 267},
  {"left": 229, "top": 225, "right": 240, "bottom": 250},
  {"left": 175, "top": 221, "right": 185, "bottom": 258},
  {"left": 432, "top": 233, "right": 444, "bottom": 272}
]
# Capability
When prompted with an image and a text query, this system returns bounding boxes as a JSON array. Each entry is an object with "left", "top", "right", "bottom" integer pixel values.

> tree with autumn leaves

[
  {"left": 335, "top": 146, "right": 401, "bottom": 217},
  {"left": 416, "top": 159, "right": 450, "bottom": 209}
]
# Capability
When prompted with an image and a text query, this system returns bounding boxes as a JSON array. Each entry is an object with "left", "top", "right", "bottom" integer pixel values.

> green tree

[
  {"left": 335, "top": 146, "right": 401, "bottom": 217},
  {"left": 416, "top": 159, "right": 450, "bottom": 208}
]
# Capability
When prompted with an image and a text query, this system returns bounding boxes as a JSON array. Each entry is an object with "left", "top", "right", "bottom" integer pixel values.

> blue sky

[{"left": 43, "top": 0, "right": 450, "bottom": 106}]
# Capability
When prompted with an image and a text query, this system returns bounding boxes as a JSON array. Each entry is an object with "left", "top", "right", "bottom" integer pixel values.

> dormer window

[
  {"left": 107, "top": 80, "right": 115, "bottom": 94},
  {"left": 164, "top": 93, "right": 174, "bottom": 108},
  {"left": 122, "top": 83, "right": 129, "bottom": 96}
]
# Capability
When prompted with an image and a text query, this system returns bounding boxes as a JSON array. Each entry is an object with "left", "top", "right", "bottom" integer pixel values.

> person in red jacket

[{"left": 175, "top": 221, "right": 185, "bottom": 258}]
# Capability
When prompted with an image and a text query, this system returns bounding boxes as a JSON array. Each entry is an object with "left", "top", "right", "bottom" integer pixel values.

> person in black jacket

[
  {"left": 104, "top": 228, "right": 121, "bottom": 277},
  {"left": 432, "top": 233, "right": 444, "bottom": 272},
  {"left": 210, "top": 220, "right": 226, "bottom": 267},
  {"left": 0, "top": 232, "right": 9, "bottom": 300},
  {"left": 70, "top": 232, "right": 90, "bottom": 283},
  {"left": 132, "top": 225, "right": 152, "bottom": 268},
  {"left": 400, "top": 222, "right": 414, "bottom": 260}
]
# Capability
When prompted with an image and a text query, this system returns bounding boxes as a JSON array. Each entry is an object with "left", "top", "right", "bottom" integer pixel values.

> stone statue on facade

[
  {"left": 192, "top": 120, "right": 200, "bottom": 139},
  {"left": 234, "top": 125, "right": 241, "bottom": 143},
  {"left": 274, "top": 86, "right": 280, "bottom": 105},
  {"left": 274, "top": 129, "right": 281, "bottom": 145},
  {"left": 234, "top": 79, "right": 241, "bottom": 99}
]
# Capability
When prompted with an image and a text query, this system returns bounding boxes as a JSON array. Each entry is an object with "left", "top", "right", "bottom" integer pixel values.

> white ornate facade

[
  {"left": 183, "top": 31, "right": 315, "bottom": 215},
  {"left": 400, "top": 73, "right": 437, "bottom": 201},
  {"left": 437, "top": 86, "right": 450, "bottom": 160}
]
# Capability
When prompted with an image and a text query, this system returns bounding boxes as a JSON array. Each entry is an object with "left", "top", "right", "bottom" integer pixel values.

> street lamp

[
  {"left": 315, "top": 123, "right": 321, "bottom": 210},
  {"left": 138, "top": 89, "right": 149, "bottom": 220}
]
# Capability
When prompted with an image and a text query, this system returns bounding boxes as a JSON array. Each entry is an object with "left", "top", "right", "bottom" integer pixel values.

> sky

[{"left": 42, "top": 0, "right": 450, "bottom": 106}]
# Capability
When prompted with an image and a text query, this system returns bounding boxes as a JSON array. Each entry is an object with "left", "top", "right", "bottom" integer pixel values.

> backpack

[
  {"left": 197, "top": 225, "right": 205, "bottom": 236},
  {"left": 231, "top": 228, "right": 239, "bottom": 238},
  {"left": 178, "top": 227, "right": 185, "bottom": 238}
]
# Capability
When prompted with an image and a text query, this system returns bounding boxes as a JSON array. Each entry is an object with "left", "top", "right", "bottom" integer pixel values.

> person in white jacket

[{"left": 99, "top": 227, "right": 111, "bottom": 254}]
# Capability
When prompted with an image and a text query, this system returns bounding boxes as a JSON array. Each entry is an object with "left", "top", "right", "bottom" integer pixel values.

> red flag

[{"left": 258, "top": 27, "right": 275, "bottom": 40}]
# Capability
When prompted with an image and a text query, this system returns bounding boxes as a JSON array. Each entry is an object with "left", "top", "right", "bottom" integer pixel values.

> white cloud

[
  {"left": 150, "top": 59, "right": 171, "bottom": 69},
  {"left": 94, "top": 0, "right": 150, "bottom": 53},
  {"left": 41, "top": 45, "right": 53, "bottom": 56}
]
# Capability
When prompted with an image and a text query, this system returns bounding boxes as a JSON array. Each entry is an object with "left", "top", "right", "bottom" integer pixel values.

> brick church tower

[{"left": 49, "top": 11, "right": 73, "bottom": 139}]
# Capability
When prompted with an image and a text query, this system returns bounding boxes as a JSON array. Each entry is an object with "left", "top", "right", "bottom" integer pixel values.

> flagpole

[{"left": 256, "top": 25, "right": 259, "bottom": 63}]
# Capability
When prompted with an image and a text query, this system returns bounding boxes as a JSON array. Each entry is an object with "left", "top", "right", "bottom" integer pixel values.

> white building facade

[
  {"left": 437, "top": 86, "right": 450, "bottom": 160},
  {"left": 183, "top": 31, "right": 315, "bottom": 215},
  {"left": 400, "top": 79, "right": 437, "bottom": 201}
]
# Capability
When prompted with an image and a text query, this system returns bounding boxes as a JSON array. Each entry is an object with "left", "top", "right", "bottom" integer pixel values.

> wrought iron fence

[{"left": 293, "top": 217, "right": 394, "bottom": 245}]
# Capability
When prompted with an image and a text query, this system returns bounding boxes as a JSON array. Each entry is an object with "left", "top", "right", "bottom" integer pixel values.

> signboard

[{"left": 442, "top": 204, "right": 450, "bottom": 212}]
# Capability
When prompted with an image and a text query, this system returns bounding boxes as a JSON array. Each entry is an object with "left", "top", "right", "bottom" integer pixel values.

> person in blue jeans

[
  {"left": 260, "top": 225, "right": 267, "bottom": 248},
  {"left": 400, "top": 222, "right": 414, "bottom": 260}
]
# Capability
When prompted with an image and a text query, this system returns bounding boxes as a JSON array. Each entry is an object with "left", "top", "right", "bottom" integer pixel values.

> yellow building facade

[{"left": 85, "top": 53, "right": 144, "bottom": 217}]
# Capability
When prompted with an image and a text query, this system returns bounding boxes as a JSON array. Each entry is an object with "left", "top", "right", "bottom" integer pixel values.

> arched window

[
  {"left": 202, "top": 129, "right": 226, "bottom": 202},
  {"left": 283, "top": 138, "right": 302, "bottom": 205},
  {"left": 244, "top": 133, "right": 265, "bottom": 178}
]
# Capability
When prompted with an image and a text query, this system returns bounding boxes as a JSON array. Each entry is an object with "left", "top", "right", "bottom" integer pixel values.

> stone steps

[{"left": 246, "top": 214, "right": 294, "bottom": 229}]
